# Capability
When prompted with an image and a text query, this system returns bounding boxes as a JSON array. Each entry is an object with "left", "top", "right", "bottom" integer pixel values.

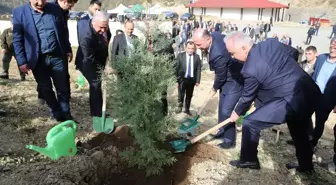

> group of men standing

[{"left": 2, "top": 0, "right": 336, "bottom": 175}]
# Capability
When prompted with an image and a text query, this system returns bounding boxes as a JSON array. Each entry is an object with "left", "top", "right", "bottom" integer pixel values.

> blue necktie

[{"left": 187, "top": 55, "right": 191, "bottom": 78}]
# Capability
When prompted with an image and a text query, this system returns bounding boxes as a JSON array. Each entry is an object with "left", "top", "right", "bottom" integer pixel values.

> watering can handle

[
  {"left": 46, "top": 120, "right": 77, "bottom": 140},
  {"left": 190, "top": 118, "right": 231, "bottom": 144}
]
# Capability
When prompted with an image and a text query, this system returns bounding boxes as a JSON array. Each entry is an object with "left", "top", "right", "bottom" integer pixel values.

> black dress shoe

[
  {"left": 184, "top": 110, "right": 192, "bottom": 116},
  {"left": 0, "top": 109, "right": 6, "bottom": 117},
  {"left": 212, "top": 128, "right": 225, "bottom": 138},
  {"left": 0, "top": 74, "right": 9, "bottom": 79},
  {"left": 217, "top": 142, "right": 235, "bottom": 149},
  {"left": 230, "top": 160, "right": 261, "bottom": 169},
  {"left": 286, "top": 163, "right": 314, "bottom": 173},
  {"left": 286, "top": 140, "right": 295, "bottom": 146}
]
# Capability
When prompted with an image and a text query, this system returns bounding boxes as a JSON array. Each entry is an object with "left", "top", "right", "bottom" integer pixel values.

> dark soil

[{"left": 0, "top": 125, "right": 228, "bottom": 185}]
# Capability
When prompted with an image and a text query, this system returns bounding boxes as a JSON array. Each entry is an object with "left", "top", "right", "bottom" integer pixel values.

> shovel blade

[
  {"left": 92, "top": 117, "right": 114, "bottom": 134},
  {"left": 169, "top": 139, "right": 191, "bottom": 153},
  {"left": 178, "top": 118, "right": 200, "bottom": 134}
]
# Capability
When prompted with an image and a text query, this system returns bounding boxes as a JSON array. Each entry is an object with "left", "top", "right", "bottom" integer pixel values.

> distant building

[{"left": 187, "top": 0, "right": 289, "bottom": 21}]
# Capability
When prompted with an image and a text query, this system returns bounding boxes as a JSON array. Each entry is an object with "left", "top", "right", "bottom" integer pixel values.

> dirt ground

[{"left": 0, "top": 49, "right": 336, "bottom": 185}]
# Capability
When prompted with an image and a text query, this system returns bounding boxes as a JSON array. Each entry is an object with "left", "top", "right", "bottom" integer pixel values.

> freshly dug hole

[{"left": 0, "top": 126, "right": 230, "bottom": 185}]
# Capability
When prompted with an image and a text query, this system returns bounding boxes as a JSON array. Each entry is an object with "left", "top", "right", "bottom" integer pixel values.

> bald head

[
  {"left": 192, "top": 28, "right": 212, "bottom": 52},
  {"left": 92, "top": 11, "right": 109, "bottom": 34},
  {"left": 224, "top": 31, "right": 254, "bottom": 62}
]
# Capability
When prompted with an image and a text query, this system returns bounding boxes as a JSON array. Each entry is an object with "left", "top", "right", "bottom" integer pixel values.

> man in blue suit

[
  {"left": 225, "top": 32, "right": 321, "bottom": 172},
  {"left": 310, "top": 38, "right": 336, "bottom": 170},
  {"left": 193, "top": 29, "right": 244, "bottom": 149},
  {"left": 12, "top": 0, "right": 73, "bottom": 121}
]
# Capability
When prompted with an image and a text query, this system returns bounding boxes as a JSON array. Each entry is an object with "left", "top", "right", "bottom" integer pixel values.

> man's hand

[
  {"left": 67, "top": 53, "right": 73, "bottom": 63},
  {"left": 230, "top": 111, "right": 240, "bottom": 122},
  {"left": 195, "top": 83, "right": 199, "bottom": 87},
  {"left": 333, "top": 106, "right": 336, "bottom": 113},
  {"left": 209, "top": 88, "right": 217, "bottom": 98},
  {"left": 1, "top": 49, "right": 6, "bottom": 55},
  {"left": 19, "top": 64, "right": 30, "bottom": 74}
]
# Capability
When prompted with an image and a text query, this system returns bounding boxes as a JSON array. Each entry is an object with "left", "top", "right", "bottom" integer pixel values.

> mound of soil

[{"left": 0, "top": 125, "right": 229, "bottom": 185}]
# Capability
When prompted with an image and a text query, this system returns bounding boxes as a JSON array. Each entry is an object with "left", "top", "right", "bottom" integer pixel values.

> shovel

[
  {"left": 178, "top": 97, "right": 211, "bottom": 134},
  {"left": 170, "top": 118, "right": 231, "bottom": 153},
  {"left": 92, "top": 81, "right": 114, "bottom": 134}
]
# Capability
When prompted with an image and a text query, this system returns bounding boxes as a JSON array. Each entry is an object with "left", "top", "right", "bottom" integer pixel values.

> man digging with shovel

[{"left": 192, "top": 29, "right": 244, "bottom": 149}]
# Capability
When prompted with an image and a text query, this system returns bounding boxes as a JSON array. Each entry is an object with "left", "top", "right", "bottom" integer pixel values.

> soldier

[{"left": 0, "top": 20, "right": 25, "bottom": 80}]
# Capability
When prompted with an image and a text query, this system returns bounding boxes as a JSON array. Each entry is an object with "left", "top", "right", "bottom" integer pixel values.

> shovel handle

[
  {"left": 197, "top": 97, "right": 211, "bottom": 115},
  {"left": 190, "top": 118, "right": 231, "bottom": 144},
  {"left": 102, "top": 80, "right": 107, "bottom": 112}
]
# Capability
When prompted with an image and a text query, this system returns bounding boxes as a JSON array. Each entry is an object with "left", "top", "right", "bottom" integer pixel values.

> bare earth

[{"left": 0, "top": 43, "right": 336, "bottom": 184}]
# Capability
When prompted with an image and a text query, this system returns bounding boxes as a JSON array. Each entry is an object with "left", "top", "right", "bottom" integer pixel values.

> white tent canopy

[
  {"left": 107, "top": 4, "right": 128, "bottom": 14},
  {"left": 148, "top": 4, "right": 167, "bottom": 14}
]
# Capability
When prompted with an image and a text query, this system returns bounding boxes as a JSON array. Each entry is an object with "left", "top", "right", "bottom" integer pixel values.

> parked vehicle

[
  {"left": 160, "top": 11, "right": 179, "bottom": 20},
  {"left": 180, "top": 13, "right": 195, "bottom": 21}
]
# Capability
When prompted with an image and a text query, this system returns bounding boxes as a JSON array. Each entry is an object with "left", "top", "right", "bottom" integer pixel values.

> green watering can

[
  {"left": 26, "top": 120, "right": 77, "bottom": 160},
  {"left": 77, "top": 74, "right": 86, "bottom": 88}
]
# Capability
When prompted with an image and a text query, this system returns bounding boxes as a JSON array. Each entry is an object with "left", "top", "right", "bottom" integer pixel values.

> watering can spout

[{"left": 26, "top": 145, "right": 55, "bottom": 159}]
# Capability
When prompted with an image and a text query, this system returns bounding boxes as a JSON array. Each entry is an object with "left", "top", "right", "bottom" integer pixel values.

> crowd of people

[{"left": 1, "top": 0, "right": 336, "bottom": 176}]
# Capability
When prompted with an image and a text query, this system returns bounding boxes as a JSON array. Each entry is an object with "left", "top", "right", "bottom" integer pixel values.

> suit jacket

[
  {"left": 12, "top": 3, "right": 71, "bottom": 69},
  {"left": 75, "top": 19, "right": 111, "bottom": 70},
  {"left": 299, "top": 60, "right": 315, "bottom": 76},
  {"left": 175, "top": 52, "right": 201, "bottom": 84},
  {"left": 235, "top": 39, "right": 321, "bottom": 123},
  {"left": 111, "top": 33, "right": 138, "bottom": 68},
  {"left": 209, "top": 32, "right": 243, "bottom": 94},
  {"left": 312, "top": 54, "right": 336, "bottom": 105},
  {"left": 215, "top": 23, "right": 222, "bottom": 32}
]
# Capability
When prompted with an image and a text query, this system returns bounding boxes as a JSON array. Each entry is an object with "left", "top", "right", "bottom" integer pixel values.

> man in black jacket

[
  {"left": 111, "top": 21, "right": 137, "bottom": 69},
  {"left": 175, "top": 41, "right": 201, "bottom": 115},
  {"left": 75, "top": 11, "right": 111, "bottom": 117}
]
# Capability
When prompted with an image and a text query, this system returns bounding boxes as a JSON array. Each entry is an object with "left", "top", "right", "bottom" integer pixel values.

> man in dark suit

[
  {"left": 175, "top": 41, "right": 202, "bottom": 114},
  {"left": 12, "top": 0, "right": 74, "bottom": 121},
  {"left": 225, "top": 32, "right": 321, "bottom": 172},
  {"left": 111, "top": 21, "right": 137, "bottom": 69},
  {"left": 80, "top": 0, "right": 102, "bottom": 21},
  {"left": 193, "top": 29, "right": 244, "bottom": 149},
  {"left": 310, "top": 39, "right": 336, "bottom": 159},
  {"left": 75, "top": 11, "right": 111, "bottom": 117}
]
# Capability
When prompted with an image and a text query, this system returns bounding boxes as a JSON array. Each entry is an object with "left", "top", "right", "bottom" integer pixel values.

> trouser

[
  {"left": 178, "top": 78, "right": 195, "bottom": 111},
  {"left": 330, "top": 32, "right": 336, "bottom": 39},
  {"left": 333, "top": 125, "right": 336, "bottom": 164},
  {"left": 306, "top": 35, "right": 312, "bottom": 45},
  {"left": 32, "top": 53, "right": 70, "bottom": 120},
  {"left": 240, "top": 101, "right": 313, "bottom": 170},
  {"left": 264, "top": 31, "right": 269, "bottom": 38},
  {"left": 161, "top": 89, "right": 168, "bottom": 116},
  {"left": 255, "top": 34, "right": 260, "bottom": 42},
  {"left": 38, "top": 58, "right": 70, "bottom": 100},
  {"left": 311, "top": 95, "right": 335, "bottom": 147},
  {"left": 1, "top": 52, "right": 25, "bottom": 78},
  {"left": 315, "top": 28, "right": 320, "bottom": 35},
  {"left": 218, "top": 90, "right": 242, "bottom": 144},
  {"left": 79, "top": 63, "right": 103, "bottom": 117}
]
